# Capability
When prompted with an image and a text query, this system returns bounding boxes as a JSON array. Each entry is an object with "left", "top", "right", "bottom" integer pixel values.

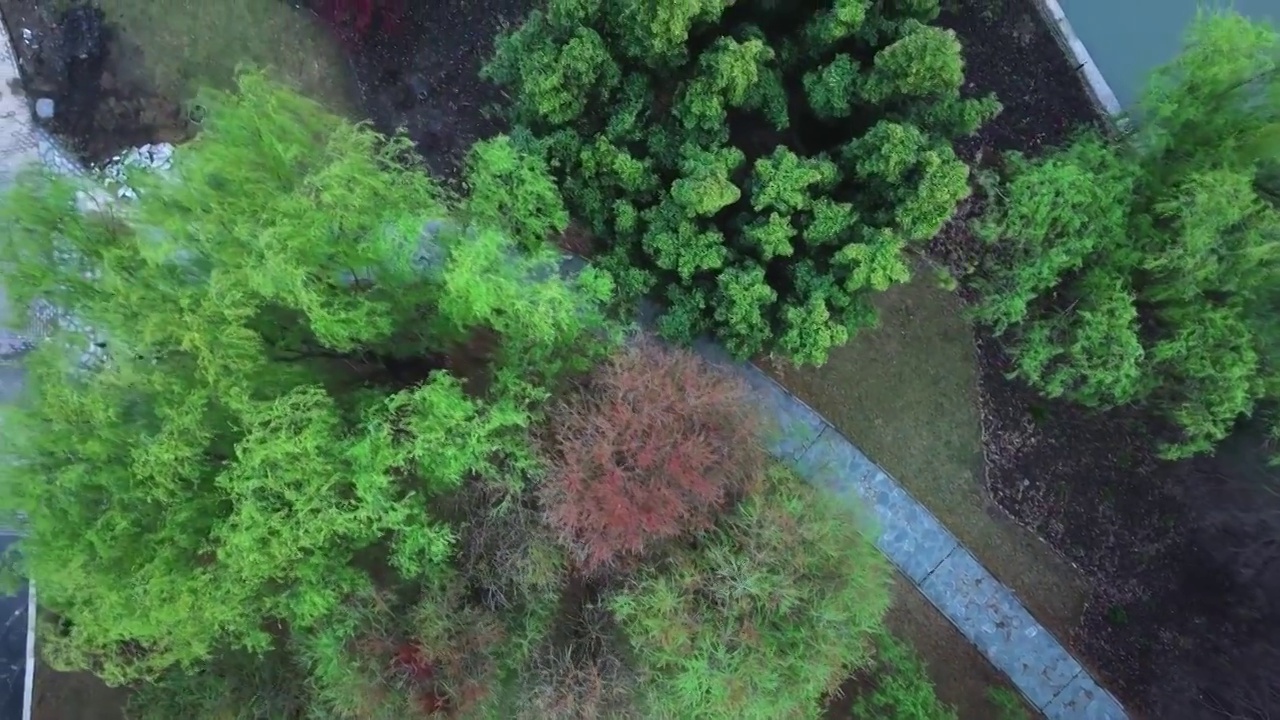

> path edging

[{"left": 1028, "top": 0, "right": 1125, "bottom": 120}]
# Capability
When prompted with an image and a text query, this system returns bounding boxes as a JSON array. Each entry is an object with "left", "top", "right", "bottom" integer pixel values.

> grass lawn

[
  {"left": 759, "top": 263, "right": 1088, "bottom": 644},
  {"left": 67, "top": 0, "right": 359, "bottom": 113}
]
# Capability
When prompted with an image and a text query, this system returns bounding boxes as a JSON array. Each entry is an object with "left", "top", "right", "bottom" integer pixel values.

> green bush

[
  {"left": 851, "top": 634, "right": 957, "bottom": 720},
  {"left": 973, "top": 10, "right": 1280, "bottom": 459},
  {"left": 485, "top": 0, "right": 998, "bottom": 365},
  {"left": 609, "top": 465, "right": 891, "bottom": 718},
  {"left": 988, "top": 686, "right": 1032, "bottom": 720},
  {"left": 0, "top": 71, "right": 614, "bottom": 702}
]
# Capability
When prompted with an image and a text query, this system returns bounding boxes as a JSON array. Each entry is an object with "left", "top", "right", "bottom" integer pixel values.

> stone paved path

[
  {"left": 717, "top": 354, "right": 1130, "bottom": 719},
  {"left": 0, "top": 14, "right": 39, "bottom": 720},
  {"left": 0, "top": 13, "right": 1128, "bottom": 719}
]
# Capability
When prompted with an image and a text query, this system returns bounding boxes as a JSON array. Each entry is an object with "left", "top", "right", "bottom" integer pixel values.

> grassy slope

[{"left": 75, "top": 0, "right": 359, "bottom": 113}]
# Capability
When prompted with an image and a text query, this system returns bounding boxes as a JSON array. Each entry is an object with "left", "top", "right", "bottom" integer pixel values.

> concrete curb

[
  {"left": 1030, "top": 0, "right": 1124, "bottom": 119},
  {"left": 0, "top": 13, "right": 39, "bottom": 720}
]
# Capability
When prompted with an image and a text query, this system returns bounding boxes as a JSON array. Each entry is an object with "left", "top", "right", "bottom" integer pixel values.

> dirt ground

[
  {"left": 0, "top": 0, "right": 357, "bottom": 165},
  {"left": 32, "top": 661, "right": 129, "bottom": 720},
  {"left": 341, "top": 0, "right": 536, "bottom": 177}
]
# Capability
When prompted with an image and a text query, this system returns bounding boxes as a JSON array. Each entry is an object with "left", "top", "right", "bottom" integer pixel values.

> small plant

[
  {"left": 988, "top": 686, "right": 1032, "bottom": 720},
  {"left": 851, "top": 633, "right": 958, "bottom": 720},
  {"left": 934, "top": 266, "right": 958, "bottom": 292}
]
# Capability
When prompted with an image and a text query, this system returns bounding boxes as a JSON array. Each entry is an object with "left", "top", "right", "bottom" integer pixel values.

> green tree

[
  {"left": 488, "top": 0, "right": 998, "bottom": 366},
  {"left": 974, "top": 10, "right": 1280, "bottom": 459},
  {"left": 0, "top": 72, "right": 614, "bottom": 701},
  {"left": 610, "top": 466, "right": 891, "bottom": 718}
]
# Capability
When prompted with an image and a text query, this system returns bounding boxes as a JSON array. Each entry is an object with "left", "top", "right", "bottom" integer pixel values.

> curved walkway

[
  {"left": 0, "top": 18, "right": 1126, "bottom": 720},
  {"left": 713, "top": 349, "right": 1128, "bottom": 719}
]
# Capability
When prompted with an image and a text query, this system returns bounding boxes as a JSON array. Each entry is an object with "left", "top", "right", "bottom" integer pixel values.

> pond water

[{"left": 1060, "top": 0, "right": 1278, "bottom": 110}]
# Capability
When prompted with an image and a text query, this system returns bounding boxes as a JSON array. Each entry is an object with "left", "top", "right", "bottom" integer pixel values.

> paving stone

[
  {"left": 1044, "top": 673, "right": 1128, "bottom": 720},
  {"left": 793, "top": 430, "right": 958, "bottom": 583},
  {"left": 921, "top": 546, "right": 1084, "bottom": 710},
  {"left": 734, "top": 366, "right": 827, "bottom": 460}
]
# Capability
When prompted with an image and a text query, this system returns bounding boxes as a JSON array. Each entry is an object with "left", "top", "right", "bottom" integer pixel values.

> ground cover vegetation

[
  {"left": 973, "top": 11, "right": 1280, "bottom": 461},
  {"left": 484, "top": 0, "right": 999, "bottom": 366},
  {"left": 0, "top": 72, "right": 910, "bottom": 718}
]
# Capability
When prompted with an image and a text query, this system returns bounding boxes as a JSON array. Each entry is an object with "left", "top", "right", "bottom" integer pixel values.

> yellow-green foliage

[
  {"left": 851, "top": 634, "right": 958, "bottom": 720},
  {"left": 609, "top": 466, "right": 891, "bottom": 718},
  {"left": 0, "top": 71, "right": 612, "bottom": 693},
  {"left": 1, "top": 70, "right": 896, "bottom": 720}
]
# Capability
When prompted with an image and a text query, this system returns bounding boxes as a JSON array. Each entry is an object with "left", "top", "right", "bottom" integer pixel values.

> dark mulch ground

[
  {"left": 940, "top": 2, "right": 1280, "bottom": 718},
  {"left": 343, "top": 0, "right": 535, "bottom": 177}
]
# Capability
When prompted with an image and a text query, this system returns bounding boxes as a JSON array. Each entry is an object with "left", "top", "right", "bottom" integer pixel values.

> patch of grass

[
  {"left": 61, "top": 0, "right": 357, "bottom": 112},
  {"left": 759, "top": 263, "right": 1089, "bottom": 640},
  {"left": 989, "top": 686, "right": 1033, "bottom": 720}
]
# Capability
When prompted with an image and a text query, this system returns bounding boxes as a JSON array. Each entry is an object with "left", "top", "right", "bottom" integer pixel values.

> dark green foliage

[
  {"left": 486, "top": 0, "right": 998, "bottom": 365},
  {"left": 974, "top": 11, "right": 1280, "bottom": 459}
]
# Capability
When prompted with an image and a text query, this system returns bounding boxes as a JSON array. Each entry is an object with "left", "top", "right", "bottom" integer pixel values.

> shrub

[
  {"left": 510, "top": 601, "right": 639, "bottom": 720},
  {"left": 851, "top": 633, "right": 957, "bottom": 720},
  {"left": 609, "top": 465, "right": 892, "bottom": 718},
  {"left": 973, "top": 10, "right": 1280, "bottom": 459},
  {"left": 486, "top": 0, "right": 998, "bottom": 365},
  {"left": 540, "top": 337, "right": 768, "bottom": 573},
  {"left": 0, "top": 71, "right": 614, "bottom": 692}
]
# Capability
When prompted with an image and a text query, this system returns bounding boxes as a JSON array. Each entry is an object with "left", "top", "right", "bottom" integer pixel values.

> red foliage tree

[
  {"left": 390, "top": 642, "right": 449, "bottom": 715},
  {"left": 541, "top": 338, "right": 768, "bottom": 573},
  {"left": 311, "top": 0, "right": 407, "bottom": 49}
]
